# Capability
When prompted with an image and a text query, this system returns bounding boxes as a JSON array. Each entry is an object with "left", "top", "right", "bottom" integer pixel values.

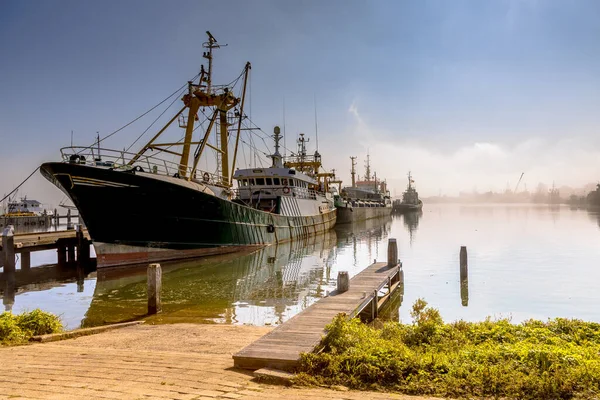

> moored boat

[
  {"left": 392, "top": 172, "right": 423, "bottom": 213},
  {"left": 40, "top": 32, "right": 336, "bottom": 268},
  {"left": 334, "top": 154, "right": 392, "bottom": 224}
]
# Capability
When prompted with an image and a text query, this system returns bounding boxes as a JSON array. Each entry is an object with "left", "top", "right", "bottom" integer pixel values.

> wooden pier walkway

[
  {"left": 0, "top": 229, "right": 90, "bottom": 253},
  {"left": 233, "top": 240, "right": 403, "bottom": 371},
  {"left": 1, "top": 226, "right": 92, "bottom": 269}
]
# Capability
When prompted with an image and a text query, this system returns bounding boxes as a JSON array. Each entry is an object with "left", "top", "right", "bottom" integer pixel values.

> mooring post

[
  {"left": 57, "top": 243, "right": 67, "bottom": 266},
  {"left": 2, "top": 226, "right": 15, "bottom": 272},
  {"left": 387, "top": 238, "right": 398, "bottom": 267},
  {"left": 67, "top": 244, "right": 75, "bottom": 263},
  {"left": 147, "top": 263, "right": 162, "bottom": 314},
  {"left": 337, "top": 271, "right": 349, "bottom": 293},
  {"left": 76, "top": 224, "right": 89, "bottom": 263},
  {"left": 460, "top": 246, "right": 469, "bottom": 306},
  {"left": 21, "top": 251, "right": 31, "bottom": 270},
  {"left": 460, "top": 246, "right": 468, "bottom": 276}
]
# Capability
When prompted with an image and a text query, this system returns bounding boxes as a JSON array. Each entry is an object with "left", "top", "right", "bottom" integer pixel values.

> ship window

[
  {"left": 249, "top": 178, "right": 255, "bottom": 185},
  {"left": 289, "top": 179, "right": 295, "bottom": 187},
  {"left": 266, "top": 178, "right": 273, "bottom": 185},
  {"left": 256, "top": 178, "right": 265, "bottom": 185},
  {"left": 282, "top": 178, "right": 288, "bottom": 186},
  {"left": 273, "top": 178, "right": 280, "bottom": 185}
]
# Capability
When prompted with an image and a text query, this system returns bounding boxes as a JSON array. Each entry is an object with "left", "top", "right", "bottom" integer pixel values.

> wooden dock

[
  {"left": 233, "top": 239, "right": 403, "bottom": 371},
  {"left": 0, "top": 229, "right": 89, "bottom": 253},
  {"left": 1, "top": 226, "right": 91, "bottom": 269}
]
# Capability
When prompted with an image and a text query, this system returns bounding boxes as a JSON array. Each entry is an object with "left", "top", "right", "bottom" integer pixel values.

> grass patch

[
  {"left": 0, "top": 309, "right": 63, "bottom": 345},
  {"left": 296, "top": 299, "right": 600, "bottom": 399}
]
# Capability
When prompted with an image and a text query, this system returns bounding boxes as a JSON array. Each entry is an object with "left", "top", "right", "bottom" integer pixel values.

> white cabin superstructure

[{"left": 233, "top": 127, "right": 335, "bottom": 217}]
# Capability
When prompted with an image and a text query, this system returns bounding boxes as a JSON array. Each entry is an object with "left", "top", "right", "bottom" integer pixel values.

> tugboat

[
  {"left": 392, "top": 172, "right": 423, "bottom": 213},
  {"left": 334, "top": 154, "right": 392, "bottom": 224},
  {"left": 39, "top": 32, "right": 336, "bottom": 268}
]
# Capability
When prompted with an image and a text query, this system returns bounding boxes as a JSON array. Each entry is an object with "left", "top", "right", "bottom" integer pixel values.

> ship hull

[
  {"left": 393, "top": 200, "right": 423, "bottom": 213},
  {"left": 335, "top": 205, "right": 392, "bottom": 224},
  {"left": 40, "top": 162, "right": 336, "bottom": 268}
]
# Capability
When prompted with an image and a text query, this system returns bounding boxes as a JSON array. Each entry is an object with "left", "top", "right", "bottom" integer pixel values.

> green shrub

[
  {"left": 0, "top": 310, "right": 63, "bottom": 345},
  {"left": 296, "top": 299, "right": 600, "bottom": 399}
]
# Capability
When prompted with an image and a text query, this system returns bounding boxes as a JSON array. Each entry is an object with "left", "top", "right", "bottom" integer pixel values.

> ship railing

[{"left": 59, "top": 146, "right": 222, "bottom": 184}]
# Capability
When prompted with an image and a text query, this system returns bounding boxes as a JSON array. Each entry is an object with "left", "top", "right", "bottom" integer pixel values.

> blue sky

[{"left": 1, "top": 0, "right": 600, "bottom": 204}]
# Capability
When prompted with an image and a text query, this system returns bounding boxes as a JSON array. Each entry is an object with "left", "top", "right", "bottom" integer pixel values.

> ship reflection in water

[
  {"left": 401, "top": 210, "right": 422, "bottom": 246},
  {"left": 84, "top": 231, "right": 341, "bottom": 327}
]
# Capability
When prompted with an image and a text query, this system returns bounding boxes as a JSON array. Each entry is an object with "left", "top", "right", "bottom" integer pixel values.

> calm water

[{"left": 2, "top": 204, "right": 600, "bottom": 329}]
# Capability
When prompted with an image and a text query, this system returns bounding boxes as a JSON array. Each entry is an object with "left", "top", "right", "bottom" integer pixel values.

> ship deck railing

[{"left": 59, "top": 146, "right": 222, "bottom": 184}]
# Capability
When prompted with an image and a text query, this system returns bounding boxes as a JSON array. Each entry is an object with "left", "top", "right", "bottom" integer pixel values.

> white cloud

[{"left": 336, "top": 103, "right": 600, "bottom": 197}]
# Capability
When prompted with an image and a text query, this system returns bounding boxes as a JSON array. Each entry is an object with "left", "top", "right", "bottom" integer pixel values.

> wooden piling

[
  {"left": 460, "top": 246, "right": 468, "bottom": 271},
  {"left": 147, "top": 263, "right": 162, "bottom": 314},
  {"left": 57, "top": 246, "right": 67, "bottom": 266},
  {"left": 76, "top": 224, "right": 90, "bottom": 262},
  {"left": 67, "top": 244, "right": 75, "bottom": 263},
  {"left": 2, "top": 226, "right": 15, "bottom": 272},
  {"left": 387, "top": 238, "right": 398, "bottom": 267},
  {"left": 337, "top": 271, "right": 349, "bottom": 293},
  {"left": 21, "top": 251, "right": 31, "bottom": 270},
  {"left": 460, "top": 246, "right": 468, "bottom": 307}
]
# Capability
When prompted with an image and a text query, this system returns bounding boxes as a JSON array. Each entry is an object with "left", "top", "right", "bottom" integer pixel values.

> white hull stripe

[{"left": 72, "top": 176, "right": 138, "bottom": 188}]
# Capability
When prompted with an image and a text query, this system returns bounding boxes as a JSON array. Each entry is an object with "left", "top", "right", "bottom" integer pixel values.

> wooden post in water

[
  {"left": 76, "top": 224, "right": 89, "bottom": 263},
  {"left": 2, "top": 226, "right": 15, "bottom": 271},
  {"left": 337, "top": 271, "right": 349, "bottom": 293},
  {"left": 57, "top": 238, "right": 67, "bottom": 266},
  {"left": 2, "top": 226, "right": 15, "bottom": 312},
  {"left": 21, "top": 252, "right": 31, "bottom": 270},
  {"left": 387, "top": 238, "right": 398, "bottom": 267},
  {"left": 147, "top": 263, "right": 162, "bottom": 314},
  {"left": 460, "top": 246, "right": 469, "bottom": 306},
  {"left": 67, "top": 244, "right": 75, "bottom": 263}
]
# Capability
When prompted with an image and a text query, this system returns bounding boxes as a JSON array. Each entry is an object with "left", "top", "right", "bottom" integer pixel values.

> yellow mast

[{"left": 130, "top": 31, "right": 250, "bottom": 187}]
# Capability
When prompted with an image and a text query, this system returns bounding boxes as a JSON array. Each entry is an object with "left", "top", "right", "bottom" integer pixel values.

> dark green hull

[{"left": 40, "top": 162, "right": 336, "bottom": 268}]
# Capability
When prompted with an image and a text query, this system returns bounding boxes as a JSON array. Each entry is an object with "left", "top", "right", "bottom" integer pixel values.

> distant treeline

[{"left": 424, "top": 183, "right": 600, "bottom": 207}]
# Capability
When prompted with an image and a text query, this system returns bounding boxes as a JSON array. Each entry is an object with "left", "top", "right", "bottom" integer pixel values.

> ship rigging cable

[
  {"left": 79, "top": 72, "right": 201, "bottom": 152},
  {"left": 0, "top": 168, "right": 38, "bottom": 204}
]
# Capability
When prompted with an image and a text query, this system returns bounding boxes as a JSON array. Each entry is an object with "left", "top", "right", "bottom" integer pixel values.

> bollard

[
  {"left": 147, "top": 263, "right": 162, "bottom": 314},
  {"left": 387, "top": 238, "right": 398, "bottom": 267},
  {"left": 2, "top": 226, "right": 15, "bottom": 272},
  {"left": 337, "top": 271, "right": 349, "bottom": 293}
]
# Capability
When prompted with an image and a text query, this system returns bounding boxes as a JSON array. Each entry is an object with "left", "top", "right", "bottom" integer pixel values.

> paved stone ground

[{"left": 0, "top": 324, "right": 438, "bottom": 400}]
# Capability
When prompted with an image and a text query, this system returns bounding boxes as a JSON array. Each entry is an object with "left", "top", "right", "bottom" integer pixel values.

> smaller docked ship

[
  {"left": 0, "top": 194, "right": 53, "bottom": 230},
  {"left": 334, "top": 155, "right": 392, "bottom": 224},
  {"left": 392, "top": 171, "right": 423, "bottom": 213}
]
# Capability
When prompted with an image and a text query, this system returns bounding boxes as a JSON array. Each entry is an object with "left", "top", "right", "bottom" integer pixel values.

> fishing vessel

[
  {"left": 39, "top": 32, "right": 336, "bottom": 268},
  {"left": 392, "top": 171, "right": 423, "bottom": 213},
  {"left": 334, "top": 154, "right": 392, "bottom": 224}
]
